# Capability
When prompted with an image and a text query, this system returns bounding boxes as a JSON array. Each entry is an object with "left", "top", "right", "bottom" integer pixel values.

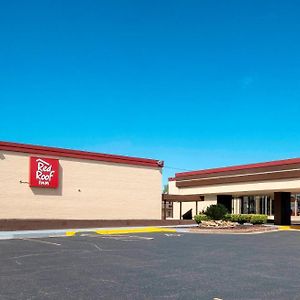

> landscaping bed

[
  {"left": 189, "top": 224, "right": 277, "bottom": 234},
  {"left": 191, "top": 203, "right": 277, "bottom": 234}
]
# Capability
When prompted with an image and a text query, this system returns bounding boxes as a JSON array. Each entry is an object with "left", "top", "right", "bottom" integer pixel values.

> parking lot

[{"left": 1, "top": 231, "right": 300, "bottom": 299}]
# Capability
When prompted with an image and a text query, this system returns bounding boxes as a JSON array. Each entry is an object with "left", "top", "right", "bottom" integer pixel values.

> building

[
  {"left": 161, "top": 199, "right": 173, "bottom": 218},
  {"left": 166, "top": 158, "right": 300, "bottom": 225},
  {"left": 0, "top": 141, "right": 164, "bottom": 230}
]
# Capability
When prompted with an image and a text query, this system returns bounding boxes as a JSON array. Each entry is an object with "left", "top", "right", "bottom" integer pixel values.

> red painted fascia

[
  {"left": 175, "top": 157, "right": 300, "bottom": 178},
  {"left": 0, "top": 141, "right": 164, "bottom": 168}
]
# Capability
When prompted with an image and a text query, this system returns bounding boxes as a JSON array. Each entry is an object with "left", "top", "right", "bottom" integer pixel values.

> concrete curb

[
  {"left": 278, "top": 225, "right": 300, "bottom": 231},
  {"left": 0, "top": 229, "right": 68, "bottom": 240},
  {"left": 4, "top": 224, "right": 297, "bottom": 240},
  {"left": 0, "top": 225, "right": 192, "bottom": 240},
  {"left": 67, "top": 227, "right": 178, "bottom": 237}
]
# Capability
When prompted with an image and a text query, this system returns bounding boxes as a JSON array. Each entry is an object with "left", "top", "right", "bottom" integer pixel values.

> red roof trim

[
  {"left": 0, "top": 141, "right": 164, "bottom": 168},
  {"left": 175, "top": 158, "right": 300, "bottom": 178},
  {"left": 168, "top": 177, "right": 176, "bottom": 181}
]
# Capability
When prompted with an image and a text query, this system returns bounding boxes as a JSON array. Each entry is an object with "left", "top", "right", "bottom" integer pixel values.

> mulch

[{"left": 189, "top": 225, "right": 278, "bottom": 234}]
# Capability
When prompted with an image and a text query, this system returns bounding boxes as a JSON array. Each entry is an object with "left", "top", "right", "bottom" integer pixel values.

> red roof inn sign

[{"left": 30, "top": 157, "right": 59, "bottom": 188}]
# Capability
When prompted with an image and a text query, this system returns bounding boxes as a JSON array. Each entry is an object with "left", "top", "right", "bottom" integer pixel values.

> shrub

[
  {"left": 227, "top": 214, "right": 268, "bottom": 224},
  {"left": 250, "top": 214, "right": 267, "bottom": 224},
  {"left": 194, "top": 214, "right": 210, "bottom": 224},
  {"left": 205, "top": 204, "right": 228, "bottom": 220},
  {"left": 229, "top": 214, "right": 240, "bottom": 223},
  {"left": 229, "top": 214, "right": 251, "bottom": 224},
  {"left": 240, "top": 214, "right": 252, "bottom": 224},
  {"left": 223, "top": 213, "right": 232, "bottom": 221}
]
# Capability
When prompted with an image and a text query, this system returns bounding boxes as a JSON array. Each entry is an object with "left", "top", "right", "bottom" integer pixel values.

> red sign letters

[{"left": 30, "top": 157, "right": 59, "bottom": 188}]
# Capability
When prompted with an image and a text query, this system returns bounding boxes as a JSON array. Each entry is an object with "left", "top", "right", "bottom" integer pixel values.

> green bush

[
  {"left": 250, "top": 214, "right": 267, "bottom": 224},
  {"left": 205, "top": 204, "right": 228, "bottom": 220},
  {"left": 229, "top": 214, "right": 251, "bottom": 224},
  {"left": 194, "top": 214, "right": 210, "bottom": 224},
  {"left": 227, "top": 214, "right": 267, "bottom": 225},
  {"left": 229, "top": 214, "right": 240, "bottom": 223},
  {"left": 241, "top": 214, "right": 252, "bottom": 224},
  {"left": 223, "top": 213, "right": 232, "bottom": 221}
]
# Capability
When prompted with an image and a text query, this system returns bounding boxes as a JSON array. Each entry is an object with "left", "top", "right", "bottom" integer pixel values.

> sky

[{"left": 1, "top": 0, "right": 300, "bottom": 184}]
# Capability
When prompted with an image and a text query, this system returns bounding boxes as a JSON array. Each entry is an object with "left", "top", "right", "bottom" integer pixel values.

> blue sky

[{"left": 1, "top": 0, "right": 300, "bottom": 184}]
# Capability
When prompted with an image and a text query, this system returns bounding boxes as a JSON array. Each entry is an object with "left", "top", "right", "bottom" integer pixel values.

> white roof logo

[{"left": 36, "top": 158, "right": 50, "bottom": 166}]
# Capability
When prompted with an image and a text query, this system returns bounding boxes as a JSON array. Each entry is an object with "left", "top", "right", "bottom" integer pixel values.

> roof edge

[
  {"left": 175, "top": 157, "right": 300, "bottom": 178},
  {"left": 0, "top": 141, "right": 164, "bottom": 168}
]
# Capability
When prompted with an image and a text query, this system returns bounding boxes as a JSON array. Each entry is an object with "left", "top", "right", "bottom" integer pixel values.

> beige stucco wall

[
  {"left": 168, "top": 181, "right": 179, "bottom": 195},
  {"left": 0, "top": 151, "right": 162, "bottom": 219},
  {"left": 170, "top": 178, "right": 300, "bottom": 196},
  {"left": 172, "top": 200, "right": 217, "bottom": 219},
  {"left": 168, "top": 181, "right": 217, "bottom": 218}
]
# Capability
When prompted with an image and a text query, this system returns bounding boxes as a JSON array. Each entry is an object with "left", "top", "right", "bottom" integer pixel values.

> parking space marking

[
  {"left": 93, "top": 235, "right": 154, "bottom": 241},
  {"left": 164, "top": 234, "right": 181, "bottom": 237},
  {"left": 89, "top": 243, "right": 118, "bottom": 252},
  {"left": 127, "top": 235, "right": 154, "bottom": 240},
  {"left": 12, "top": 253, "right": 48, "bottom": 259},
  {"left": 93, "top": 244, "right": 102, "bottom": 252},
  {"left": 21, "top": 238, "right": 61, "bottom": 246},
  {"left": 79, "top": 234, "right": 154, "bottom": 241}
]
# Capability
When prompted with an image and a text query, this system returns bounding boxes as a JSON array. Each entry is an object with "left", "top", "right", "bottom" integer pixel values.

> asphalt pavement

[{"left": 0, "top": 231, "right": 300, "bottom": 300}]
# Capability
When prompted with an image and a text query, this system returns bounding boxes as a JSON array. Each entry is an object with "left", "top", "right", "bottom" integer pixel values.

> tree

[{"left": 163, "top": 184, "right": 169, "bottom": 194}]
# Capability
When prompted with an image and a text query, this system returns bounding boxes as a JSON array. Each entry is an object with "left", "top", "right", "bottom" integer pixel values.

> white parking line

[
  {"left": 83, "top": 234, "right": 154, "bottom": 241},
  {"left": 127, "top": 235, "right": 154, "bottom": 240},
  {"left": 21, "top": 238, "right": 61, "bottom": 246},
  {"left": 92, "top": 243, "right": 103, "bottom": 252},
  {"left": 164, "top": 234, "right": 181, "bottom": 237},
  {"left": 12, "top": 253, "right": 45, "bottom": 259},
  {"left": 96, "top": 235, "right": 154, "bottom": 241}
]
